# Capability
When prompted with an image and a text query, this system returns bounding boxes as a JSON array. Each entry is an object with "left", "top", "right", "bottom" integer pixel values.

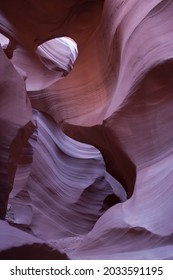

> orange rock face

[{"left": 0, "top": 0, "right": 173, "bottom": 259}]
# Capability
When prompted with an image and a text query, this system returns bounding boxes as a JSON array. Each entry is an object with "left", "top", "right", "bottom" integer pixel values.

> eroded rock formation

[{"left": 0, "top": 0, "right": 173, "bottom": 259}]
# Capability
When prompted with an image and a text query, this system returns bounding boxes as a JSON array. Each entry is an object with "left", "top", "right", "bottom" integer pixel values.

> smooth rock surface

[{"left": 1, "top": 0, "right": 173, "bottom": 259}]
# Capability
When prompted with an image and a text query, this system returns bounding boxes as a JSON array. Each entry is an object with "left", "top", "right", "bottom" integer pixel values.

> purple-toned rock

[{"left": 1, "top": 0, "right": 173, "bottom": 260}]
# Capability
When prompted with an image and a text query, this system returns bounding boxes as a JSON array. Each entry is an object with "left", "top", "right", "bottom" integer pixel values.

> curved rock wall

[{"left": 0, "top": 0, "right": 173, "bottom": 259}]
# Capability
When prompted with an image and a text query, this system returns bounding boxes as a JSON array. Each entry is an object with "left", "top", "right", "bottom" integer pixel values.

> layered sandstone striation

[{"left": 0, "top": 0, "right": 173, "bottom": 259}]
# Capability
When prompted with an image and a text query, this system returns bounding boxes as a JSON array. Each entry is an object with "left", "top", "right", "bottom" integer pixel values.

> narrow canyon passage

[{"left": 0, "top": 0, "right": 173, "bottom": 260}]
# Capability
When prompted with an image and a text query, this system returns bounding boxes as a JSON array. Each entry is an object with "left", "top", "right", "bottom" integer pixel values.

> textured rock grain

[{"left": 1, "top": 0, "right": 173, "bottom": 259}]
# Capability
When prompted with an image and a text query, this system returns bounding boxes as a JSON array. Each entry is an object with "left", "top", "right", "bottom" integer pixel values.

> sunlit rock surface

[{"left": 1, "top": 0, "right": 173, "bottom": 259}]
